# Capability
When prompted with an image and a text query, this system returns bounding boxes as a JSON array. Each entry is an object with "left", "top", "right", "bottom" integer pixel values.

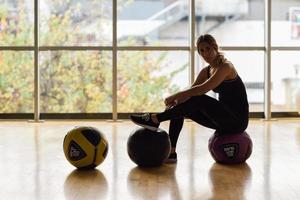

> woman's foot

[
  {"left": 164, "top": 152, "right": 177, "bottom": 164},
  {"left": 130, "top": 113, "right": 160, "bottom": 131}
]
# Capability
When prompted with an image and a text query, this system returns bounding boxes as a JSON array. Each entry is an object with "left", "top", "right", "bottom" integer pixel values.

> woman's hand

[
  {"left": 164, "top": 94, "right": 177, "bottom": 109},
  {"left": 174, "top": 91, "right": 190, "bottom": 104},
  {"left": 164, "top": 91, "right": 190, "bottom": 109}
]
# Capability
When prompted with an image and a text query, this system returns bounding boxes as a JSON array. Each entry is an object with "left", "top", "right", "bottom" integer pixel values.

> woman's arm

[
  {"left": 164, "top": 66, "right": 209, "bottom": 107},
  {"left": 175, "top": 63, "right": 232, "bottom": 103},
  {"left": 191, "top": 66, "right": 209, "bottom": 87}
]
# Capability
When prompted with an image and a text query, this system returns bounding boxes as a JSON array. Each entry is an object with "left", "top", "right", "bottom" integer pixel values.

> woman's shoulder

[
  {"left": 220, "top": 61, "right": 236, "bottom": 72},
  {"left": 220, "top": 61, "right": 239, "bottom": 78},
  {"left": 221, "top": 60, "right": 233, "bottom": 67}
]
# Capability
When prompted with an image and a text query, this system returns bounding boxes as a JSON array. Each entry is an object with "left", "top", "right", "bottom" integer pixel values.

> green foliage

[
  {"left": 0, "top": 1, "right": 34, "bottom": 112},
  {"left": 0, "top": 1, "right": 187, "bottom": 113},
  {"left": 0, "top": 51, "right": 33, "bottom": 112},
  {"left": 40, "top": 51, "right": 112, "bottom": 113},
  {"left": 0, "top": 4, "right": 33, "bottom": 45},
  {"left": 118, "top": 51, "right": 183, "bottom": 112}
]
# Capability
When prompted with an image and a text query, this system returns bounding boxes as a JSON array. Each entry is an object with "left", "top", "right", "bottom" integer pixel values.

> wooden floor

[{"left": 1, "top": 119, "right": 300, "bottom": 200}]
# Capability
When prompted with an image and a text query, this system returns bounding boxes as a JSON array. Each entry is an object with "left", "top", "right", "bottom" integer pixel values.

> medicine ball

[
  {"left": 127, "top": 128, "right": 171, "bottom": 167},
  {"left": 63, "top": 126, "right": 108, "bottom": 169},
  {"left": 208, "top": 131, "right": 252, "bottom": 164}
]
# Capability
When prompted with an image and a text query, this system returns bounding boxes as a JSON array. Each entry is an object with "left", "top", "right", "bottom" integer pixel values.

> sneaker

[
  {"left": 164, "top": 152, "right": 177, "bottom": 164},
  {"left": 130, "top": 113, "right": 160, "bottom": 131}
]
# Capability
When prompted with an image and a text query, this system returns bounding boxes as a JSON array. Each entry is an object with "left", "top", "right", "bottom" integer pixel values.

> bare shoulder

[
  {"left": 221, "top": 60, "right": 234, "bottom": 69},
  {"left": 218, "top": 62, "right": 231, "bottom": 72},
  {"left": 220, "top": 61, "right": 238, "bottom": 79}
]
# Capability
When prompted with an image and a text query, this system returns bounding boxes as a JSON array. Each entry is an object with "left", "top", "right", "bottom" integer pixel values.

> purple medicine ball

[{"left": 208, "top": 131, "right": 253, "bottom": 164}]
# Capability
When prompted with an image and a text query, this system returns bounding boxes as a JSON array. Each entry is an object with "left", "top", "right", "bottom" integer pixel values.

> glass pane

[
  {"left": 196, "top": 51, "right": 264, "bottom": 112},
  {"left": 40, "top": 51, "right": 112, "bottom": 113},
  {"left": 40, "top": 0, "right": 112, "bottom": 46},
  {"left": 117, "top": 0, "right": 189, "bottom": 46},
  {"left": 118, "top": 51, "right": 189, "bottom": 112},
  {"left": 0, "top": 1, "right": 34, "bottom": 45},
  {"left": 272, "top": 2, "right": 300, "bottom": 46},
  {"left": 195, "top": 0, "right": 264, "bottom": 46},
  {"left": 0, "top": 51, "right": 34, "bottom": 113},
  {"left": 271, "top": 51, "right": 300, "bottom": 112}
]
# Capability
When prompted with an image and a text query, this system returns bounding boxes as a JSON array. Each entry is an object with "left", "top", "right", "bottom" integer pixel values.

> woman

[{"left": 130, "top": 34, "right": 249, "bottom": 163}]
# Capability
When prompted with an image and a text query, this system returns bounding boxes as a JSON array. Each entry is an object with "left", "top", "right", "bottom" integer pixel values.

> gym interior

[{"left": 1, "top": 0, "right": 300, "bottom": 199}]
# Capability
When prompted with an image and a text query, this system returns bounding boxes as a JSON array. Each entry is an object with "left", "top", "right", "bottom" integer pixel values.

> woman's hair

[{"left": 196, "top": 34, "right": 227, "bottom": 66}]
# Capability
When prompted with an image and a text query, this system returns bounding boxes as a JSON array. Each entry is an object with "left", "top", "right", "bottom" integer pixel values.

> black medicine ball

[{"left": 127, "top": 127, "right": 171, "bottom": 167}]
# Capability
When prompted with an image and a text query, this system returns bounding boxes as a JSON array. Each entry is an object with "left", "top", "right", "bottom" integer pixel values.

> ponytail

[{"left": 216, "top": 52, "right": 227, "bottom": 66}]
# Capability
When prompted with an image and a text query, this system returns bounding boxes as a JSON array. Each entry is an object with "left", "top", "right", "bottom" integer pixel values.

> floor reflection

[
  {"left": 64, "top": 169, "right": 108, "bottom": 200},
  {"left": 127, "top": 165, "right": 182, "bottom": 200},
  {"left": 297, "top": 127, "right": 300, "bottom": 148},
  {"left": 208, "top": 163, "right": 252, "bottom": 200}
]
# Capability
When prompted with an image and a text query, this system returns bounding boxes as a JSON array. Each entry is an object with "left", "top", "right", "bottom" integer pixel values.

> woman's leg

[
  {"left": 156, "top": 95, "right": 247, "bottom": 134},
  {"left": 130, "top": 94, "right": 247, "bottom": 133},
  {"left": 168, "top": 117, "right": 184, "bottom": 149},
  {"left": 168, "top": 112, "right": 220, "bottom": 149},
  {"left": 166, "top": 109, "right": 223, "bottom": 163}
]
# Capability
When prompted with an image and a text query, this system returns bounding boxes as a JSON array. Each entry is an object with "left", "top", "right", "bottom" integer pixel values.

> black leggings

[{"left": 156, "top": 95, "right": 248, "bottom": 148}]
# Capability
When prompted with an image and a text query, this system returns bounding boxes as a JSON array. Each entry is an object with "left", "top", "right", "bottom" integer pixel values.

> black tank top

[{"left": 207, "top": 66, "right": 249, "bottom": 118}]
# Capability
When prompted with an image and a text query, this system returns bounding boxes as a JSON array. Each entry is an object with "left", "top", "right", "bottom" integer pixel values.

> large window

[
  {"left": 0, "top": 51, "right": 34, "bottom": 113},
  {"left": 40, "top": 51, "right": 112, "bottom": 113},
  {"left": 271, "top": 51, "right": 300, "bottom": 112},
  {"left": 117, "top": 0, "right": 189, "bottom": 46},
  {"left": 40, "top": 0, "right": 112, "bottom": 46},
  {"left": 0, "top": 0, "right": 299, "bottom": 118},
  {"left": 271, "top": 1, "right": 300, "bottom": 113},
  {"left": 195, "top": 0, "right": 264, "bottom": 46},
  {"left": 272, "top": 1, "right": 300, "bottom": 47},
  {"left": 0, "top": 0, "right": 33, "bottom": 46},
  {"left": 117, "top": 51, "right": 189, "bottom": 112}
]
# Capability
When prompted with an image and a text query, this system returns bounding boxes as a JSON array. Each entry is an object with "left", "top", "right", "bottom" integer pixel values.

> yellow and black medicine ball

[{"left": 63, "top": 126, "right": 108, "bottom": 169}]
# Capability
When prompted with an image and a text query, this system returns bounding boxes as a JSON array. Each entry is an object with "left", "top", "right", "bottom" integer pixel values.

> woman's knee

[
  {"left": 184, "top": 95, "right": 213, "bottom": 109},
  {"left": 189, "top": 95, "right": 212, "bottom": 102}
]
